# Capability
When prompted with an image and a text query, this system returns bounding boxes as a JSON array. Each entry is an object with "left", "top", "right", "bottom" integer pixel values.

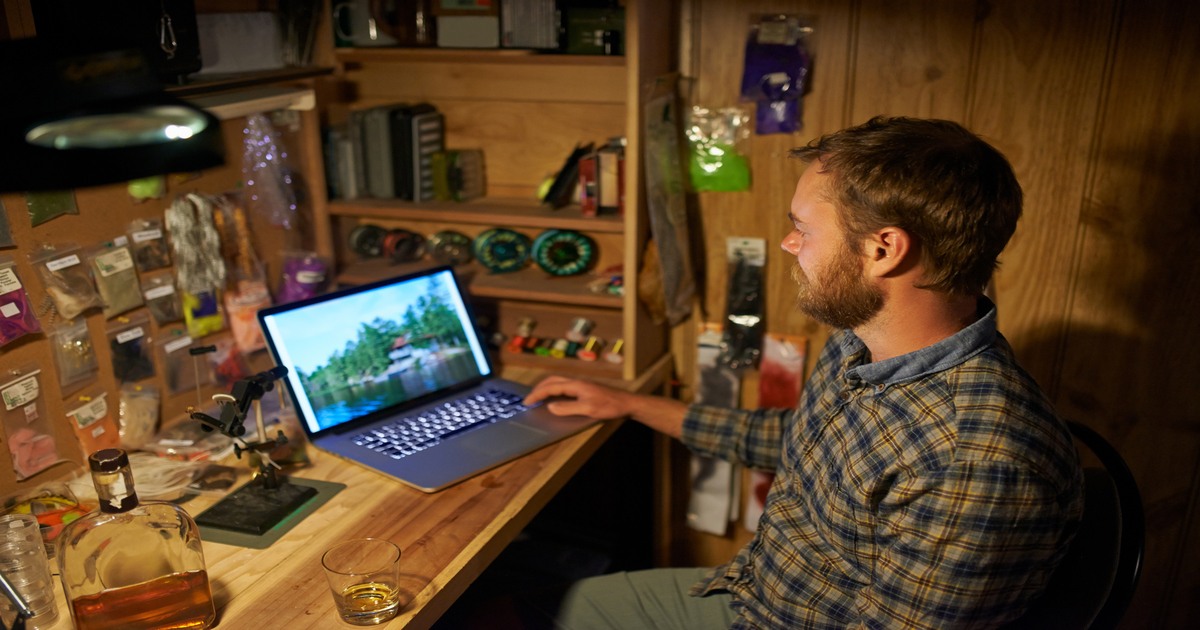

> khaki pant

[{"left": 555, "top": 568, "right": 738, "bottom": 630}]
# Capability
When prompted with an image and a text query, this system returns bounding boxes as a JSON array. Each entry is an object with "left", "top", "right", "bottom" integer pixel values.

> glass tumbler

[
  {"left": 0, "top": 513, "right": 59, "bottom": 630},
  {"left": 321, "top": 538, "right": 402, "bottom": 625}
]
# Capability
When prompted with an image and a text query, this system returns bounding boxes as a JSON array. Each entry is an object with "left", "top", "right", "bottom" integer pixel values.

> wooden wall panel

[
  {"left": 436, "top": 102, "right": 625, "bottom": 197},
  {"left": 1058, "top": 0, "right": 1200, "bottom": 625},
  {"left": 848, "top": 0, "right": 976, "bottom": 122},
  {"left": 966, "top": 0, "right": 1116, "bottom": 392}
]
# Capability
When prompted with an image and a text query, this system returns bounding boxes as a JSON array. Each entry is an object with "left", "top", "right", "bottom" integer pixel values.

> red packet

[{"left": 757, "top": 334, "right": 807, "bottom": 408}]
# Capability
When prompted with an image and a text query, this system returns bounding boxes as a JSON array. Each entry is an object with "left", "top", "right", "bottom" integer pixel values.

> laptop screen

[{"left": 259, "top": 267, "right": 492, "bottom": 435}]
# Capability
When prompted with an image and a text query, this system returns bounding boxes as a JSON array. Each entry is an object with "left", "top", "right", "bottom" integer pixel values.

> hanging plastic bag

[
  {"left": 1, "top": 366, "right": 66, "bottom": 480},
  {"left": 0, "top": 255, "right": 42, "bottom": 347},
  {"left": 758, "top": 334, "right": 807, "bottom": 408},
  {"left": 686, "top": 325, "right": 740, "bottom": 536},
  {"left": 0, "top": 199, "right": 14, "bottom": 248},
  {"left": 686, "top": 106, "right": 752, "bottom": 192},
  {"left": 65, "top": 391, "right": 122, "bottom": 456},
  {"left": 141, "top": 273, "right": 184, "bottom": 325},
  {"left": 182, "top": 289, "right": 226, "bottom": 339},
  {"left": 25, "top": 191, "right": 78, "bottom": 226},
  {"left": 278, "top": 250, "right": 329, "bottom": 303},
  {"left": 206, "top": 336, "right": 250, "bottom": 388},
  {"left": 156, "top": 332, "right": 214, "bottom": 398},
  {"left": 49, "top": 319, "right": 100, "bottom": 396},
  {"left": 166, "top": 193, "right": 227, "bottom": 339},
  {"left": 740, "top": 15, "right": 813, "bottom": 134},
  {"left": 718, "top": 238, "right": 766, "bottom": 370},
  {"left": 225, "top": 280, "right": 271, "bottom": 354},
  {"left": 212, "top": 195, "right": 271, "bottom": 352},
  {"left": 117, "top": 384, "right": 161, "bottom": 450},
  {"left": 106, "top": 314, "right": 156, "bottom": 384},
  {"left": 28, "top": 242, "right": 103, "bottom": 321},
  {"left": 165, "top": 193, "right": 227, "bottom": 298},
  {"left": 87, "top": 242, "right": 144, "bottom": 319},
  {"left": 242, "top": 113, "right": 300, "bottom": 229},
  {"left": 642, "top": 81, "right": 696, "bottom": 325},
  {"left": 126, "top": 217, "right": 172, "bottom": 272}
]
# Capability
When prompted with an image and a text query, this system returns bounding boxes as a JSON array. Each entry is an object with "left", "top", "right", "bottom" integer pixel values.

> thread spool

[
  {"left": 577, "top": 336, "right": 604, "bottom": 361},
  {"left": 532, "top": 229, "right": 596, "bottom": 276},
  {"left": 429, "top": 230, "right": 474, "bottom": 265},
  {"left": 507, "top": 317, "right": 537, "bottom": 353},
  {"left": 347, "top": 224, "right": 387, "bottom": 258},
  {"left": 565, "top": 317, "right": 594, "bottom": 343},
  {"left": 382, "top": 228, "right": 426, "bottom": 263},
  {"left": 474, "top": 228, "right": 530, "bottom": 273},
  {"left": 516, "top": 317, "right": 537, "bottom": 337},
  {"left": 603, "top": 338, "right": 624, "bottom": 364}
]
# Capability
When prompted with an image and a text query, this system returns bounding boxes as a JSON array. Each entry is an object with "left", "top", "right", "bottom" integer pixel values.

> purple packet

[
  {"left": 740, "top": 15, "right": 813, "bottom": 134},
  {"left": 278, "top": 251, "right": 329, "bottom": 303}
]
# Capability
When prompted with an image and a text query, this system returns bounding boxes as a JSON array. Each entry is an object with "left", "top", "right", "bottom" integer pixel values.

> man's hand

[
  {"left": 524, "top": 375, "right": 687, "bottom": 439},
  {"left": 524, "top": 375, "right": 632, "bottom": 420}
]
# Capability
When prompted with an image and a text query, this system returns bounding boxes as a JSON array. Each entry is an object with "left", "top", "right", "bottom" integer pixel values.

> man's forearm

[{"left": 621, "top": 392, "right": 688, "bottom": 440}]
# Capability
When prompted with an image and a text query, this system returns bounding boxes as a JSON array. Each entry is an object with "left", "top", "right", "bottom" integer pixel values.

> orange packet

[{"left": 66, "top": 392, "right": 121, "bottom": 456}]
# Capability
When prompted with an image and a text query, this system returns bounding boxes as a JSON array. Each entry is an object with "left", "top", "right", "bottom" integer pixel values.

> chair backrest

[{"left": 1003, "top": 420, "right": 1145, "bottom": 630}]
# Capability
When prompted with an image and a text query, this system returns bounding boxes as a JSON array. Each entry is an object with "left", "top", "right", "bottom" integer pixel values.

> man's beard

[{"left": 791, "top": 245, "right": 884, "bottom": 329}]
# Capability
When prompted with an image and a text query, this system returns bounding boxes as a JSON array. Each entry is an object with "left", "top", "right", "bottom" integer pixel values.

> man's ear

[{"left": 863, "top": 226, "right": 914, "bottom": 278}]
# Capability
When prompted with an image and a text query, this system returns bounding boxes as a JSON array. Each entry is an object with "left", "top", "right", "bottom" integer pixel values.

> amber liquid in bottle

[{"left": 70, "top": 570, "right": 214, "bottom": 630}]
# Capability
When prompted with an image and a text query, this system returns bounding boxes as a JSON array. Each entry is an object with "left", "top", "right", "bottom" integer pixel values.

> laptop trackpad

[{"left": 459, "top": 421, "right": 547, "bottom": 456}]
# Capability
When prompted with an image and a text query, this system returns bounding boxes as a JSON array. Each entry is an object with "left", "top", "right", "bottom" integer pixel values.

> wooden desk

[{"left": 41, "top": 357, "right": 671, "bottom": 629}]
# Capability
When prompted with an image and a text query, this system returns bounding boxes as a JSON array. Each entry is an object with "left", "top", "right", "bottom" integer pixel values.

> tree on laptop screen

[{"left": 267, "top": 273, "right": 486, "bottom": 431}]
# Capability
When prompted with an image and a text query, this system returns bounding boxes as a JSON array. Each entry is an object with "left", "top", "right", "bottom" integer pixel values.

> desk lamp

[{"left": 0, "top": 38, "right": 224, "bottom": 192}]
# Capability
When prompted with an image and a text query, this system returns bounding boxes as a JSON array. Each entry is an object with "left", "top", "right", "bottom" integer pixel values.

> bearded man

[{"left": 526, "top": 116, "right": 1084, "bottom": 630}]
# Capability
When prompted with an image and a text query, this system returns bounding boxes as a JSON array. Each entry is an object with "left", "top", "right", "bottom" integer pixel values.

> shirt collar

[{"left": 840, "top": 297, "right": 998, "bottom": 386}]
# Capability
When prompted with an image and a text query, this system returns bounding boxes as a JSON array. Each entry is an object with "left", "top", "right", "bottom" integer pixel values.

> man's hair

[{"left": 790, "top": 116, "right": 1023, "bottom": 296}]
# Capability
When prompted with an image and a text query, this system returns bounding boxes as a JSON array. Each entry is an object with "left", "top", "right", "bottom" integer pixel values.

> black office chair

[{"left": 1003, "top": 420, "right": 1145, "bottom": 629}]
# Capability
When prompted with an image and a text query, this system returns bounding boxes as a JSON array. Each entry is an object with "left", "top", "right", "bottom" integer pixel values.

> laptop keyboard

[{"left": 350, "top": 389, "right": 530, "bottom": 460}]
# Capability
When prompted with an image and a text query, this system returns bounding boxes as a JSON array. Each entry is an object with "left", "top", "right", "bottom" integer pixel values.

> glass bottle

[{"left": 55, "top": 449, "right": 216, "bottom": 630}]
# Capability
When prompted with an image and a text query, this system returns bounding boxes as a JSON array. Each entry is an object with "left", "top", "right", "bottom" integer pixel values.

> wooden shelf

[
  {"left": 165, "top": 66, "right": 334, "bottom": 97},
  {"left": 336, "top": 259, "right": 624, "bottom": 309},
  {"left": 187, "top": 86, "right": 315, "bottom": 120},
  {"left": 334, "top": 47, "right": 625, "bottom": 67},
  {"left": 494, "top": 348, "right": 624, "bottom": 379},
  {"left": 329, "top": 197, "right": 625, "bottom": 233},
  {"left": 470, "top": 266, "right": 622, "bottom": 307}
]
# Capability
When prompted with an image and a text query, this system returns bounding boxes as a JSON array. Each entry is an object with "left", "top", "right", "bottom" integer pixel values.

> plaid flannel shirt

[{"left": 682, "top": 300, "right": 1084, "bottom": 629}]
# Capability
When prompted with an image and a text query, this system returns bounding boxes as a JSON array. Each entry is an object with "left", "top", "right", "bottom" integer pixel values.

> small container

[{"left": 0, "top": 513, "right": 59, "bottom": 630}]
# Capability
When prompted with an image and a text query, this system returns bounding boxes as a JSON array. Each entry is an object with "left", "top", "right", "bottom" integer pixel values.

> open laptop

[{"left": 257, "top": 265, "right": 595, "bottom": 492}]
